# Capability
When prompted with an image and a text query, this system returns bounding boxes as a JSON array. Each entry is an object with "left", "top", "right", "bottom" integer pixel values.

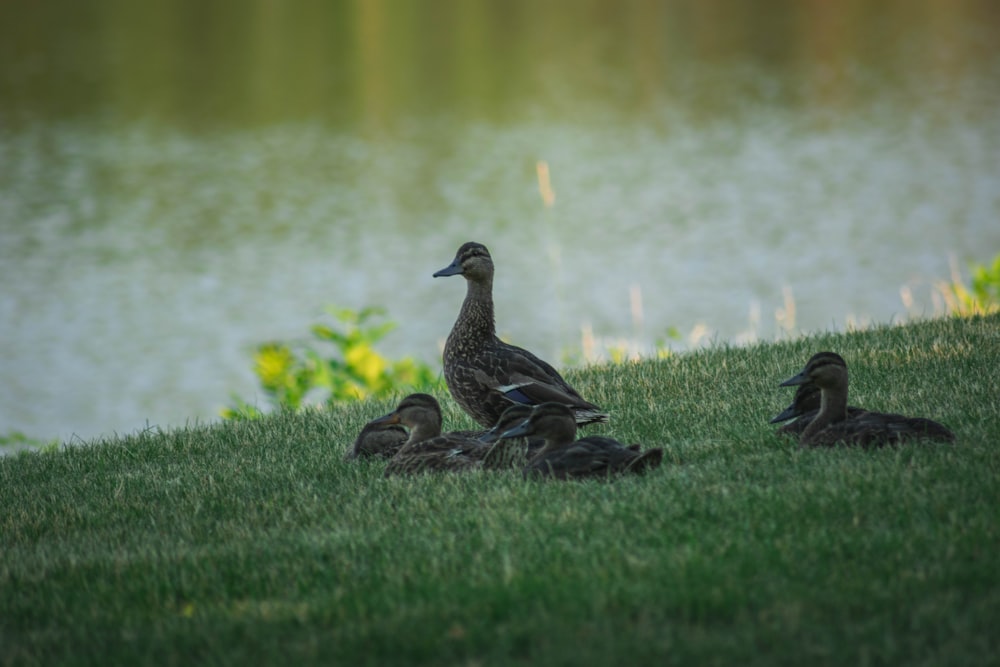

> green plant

[
  {"left": 223, "top": 306, "right": 442, "bottom": 419},
  {"left": 941, "top": 253, "right": 1000, "bottom": 316},
  {"left": 0, "top": 431, "right": 59, "bottom": 453}
]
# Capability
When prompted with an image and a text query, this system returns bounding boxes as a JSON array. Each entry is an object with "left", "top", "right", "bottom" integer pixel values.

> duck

[
  {"left": 770, "top": 380, "right": 867, "bottom": 437},
  {"left": 342, "top": 420, "right": 408, "bottom": 460},
  {"left": 371, "top": 393, "right": 519, "bottom": 477},
  {"left": 433, "top": 241, "right": 609, "bottom": 428},
  {"left": 476, "top": 404, "right": 537, "bottom": 470},
  {"left": 499, "top": 402, "right": 662, "bottom": 480},
  {"left": 779, "top": 351, "right": 956, "bottom": 448},
  {"left": 478, "top": 404, "right": 535, "bottom": 445}
]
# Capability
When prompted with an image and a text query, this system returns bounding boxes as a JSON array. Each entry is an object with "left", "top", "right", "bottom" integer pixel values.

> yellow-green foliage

[
  {"left": 223, "top": 307, "right": 441, "bottom": 419},
  {"left": 942, "top": 253, "right": 1000, "bottom": 316}
]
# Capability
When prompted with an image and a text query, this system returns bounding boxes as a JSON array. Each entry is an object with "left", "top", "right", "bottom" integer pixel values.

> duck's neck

[
  {"left": 450, "top": 276, "right": 497, "bottom": 347},
  {"left": 802, "top": 383, "right": 849, "bottom": 440},
  {"left": 527, "top": 425, "right": 577, "bottom": 460}
]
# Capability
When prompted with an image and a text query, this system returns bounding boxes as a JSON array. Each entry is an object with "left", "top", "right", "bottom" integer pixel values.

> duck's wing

[
  {"left": 804, "top": 411, "right": 955, "bottom": 448},
  {"left": 447, "top": 342, "right": 608, "bottom": 426},
  {"left": 853, "top": 412, "right": 955, "bottom": 445},
  {"left": 384, "top": 433, "right": 489, "bottom": 476},
  {"left": 491, "top": 345, "right": 608, "bottom": 423},
  {"left": 575, "top": 436, "right": 662, "bottom": 475},
  {"left": 525, "top": 438, "right": 634, "bottom": 480},
  {"left": 524, "top": 448, "right": 608, "bottom": 479},
  {"left": 493, "top": 342, "right": 583, "bottom": 395}
]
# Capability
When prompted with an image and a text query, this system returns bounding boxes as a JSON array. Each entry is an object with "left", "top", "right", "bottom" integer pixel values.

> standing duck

[
  {"left": 779, "top": 352, "right": 956, "bottom": 448},
  {"left": 499, "top": 403, "right": 662, "bottom": 480},
  {"left": 433, "top": 241, "right": 608, "bottom": 428},
  {"left": 371, "top": 393, "right": 521, "bottom": 477},
  {"left": 770, "top": 380, "right": 867, "bottom": 437}
]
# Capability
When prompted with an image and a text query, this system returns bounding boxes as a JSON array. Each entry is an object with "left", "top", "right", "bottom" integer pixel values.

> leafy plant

[
  {"left": 941, "top": 253, "right": 1000, "bottom": 316},
  {"left": 223, "top": 306, "right": 441, "bottom": 419}
]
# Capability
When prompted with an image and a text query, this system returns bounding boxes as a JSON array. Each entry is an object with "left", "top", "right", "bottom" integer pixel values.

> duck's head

[
  {"left": 500, "top": 402, "right": 577, "bottom": 444},
  {"left": 779, "top": 352, "right": 848, "bottom": 392},
  {"left": 770, "top": 381, "right": 821, "bottom": 423},
  {"left": 478, "top": 404, "right": 534, "bottom": 443},
  {"left": 371, "top": 393, "right": 443, "bottom": 433},
  {"left": 433, "top": 242, "right": 494, "bottom": 282}
]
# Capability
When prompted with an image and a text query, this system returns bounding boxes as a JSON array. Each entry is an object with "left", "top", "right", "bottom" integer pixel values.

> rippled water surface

[{"left": 2, "top": 2, "right": 999, "bottom": 446}]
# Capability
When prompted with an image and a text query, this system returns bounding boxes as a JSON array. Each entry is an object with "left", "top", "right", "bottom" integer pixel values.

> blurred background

[{"left": 2, "top": 0, "right": 999, "bottom": 446}]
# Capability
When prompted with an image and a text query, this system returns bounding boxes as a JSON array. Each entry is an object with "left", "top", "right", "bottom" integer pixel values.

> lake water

[{"left": 2, "top": 1, "right": 999, "bottom": 449}]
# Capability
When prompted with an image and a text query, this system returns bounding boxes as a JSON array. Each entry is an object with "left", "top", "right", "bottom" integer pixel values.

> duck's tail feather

[
  {"left": 574, "top": 408, "right": 610, "bottom": 425},
  {"left": 626, "top": 448, "right": 663, "bottom": 474}
]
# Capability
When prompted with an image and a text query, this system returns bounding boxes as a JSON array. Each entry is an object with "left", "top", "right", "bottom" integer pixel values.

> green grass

[{"left": 3, "top": 314, "right": 999, "bottom": 666}]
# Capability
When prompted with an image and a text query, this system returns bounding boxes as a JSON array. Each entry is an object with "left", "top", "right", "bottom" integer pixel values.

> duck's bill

[
  {"left": 499, "top": 421, "right": 531, "bottom": 439},
  {"left": 779, "top": 371, "right": 809, "bottom": 387},
  {"left": 769, "top": 404, "right": 799, "bottom": 423},
  {"left": 432, "top": 260, "right": 462, "bottom": 277},
  {"left": 369, "top": 411, "right": 401, "bottom": 425}
]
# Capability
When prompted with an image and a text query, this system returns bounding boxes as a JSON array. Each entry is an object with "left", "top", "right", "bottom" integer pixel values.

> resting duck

[
  {"left": 779, "top": 352, "right": 956, "bottom": 448},
  {"left": 477, "top": 404, "right": 537, "bottom": 470},
  {"left": 499, "top": 402, "right": 662, "bottom": 480},
  {"left": 770, "top": 380, "right": 867, "bottom": 437},
  {"left": 371, "top": 393, "right": 519, "bottom": 477},
  {"left": 342, "top": 420, "right": 408, "bottom": 460},
  {"left": 433, "top": 241, "right": 609, "bottom": 428}
]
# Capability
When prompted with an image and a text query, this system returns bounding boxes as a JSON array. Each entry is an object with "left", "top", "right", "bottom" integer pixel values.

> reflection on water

[{"left": 1, "top": 1, "right": 999, "bottom": 446}]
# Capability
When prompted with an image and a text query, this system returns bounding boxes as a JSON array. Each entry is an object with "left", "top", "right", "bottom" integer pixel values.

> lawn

[{"left": 2, "top": 313, "right": 998, "bottom": 666}]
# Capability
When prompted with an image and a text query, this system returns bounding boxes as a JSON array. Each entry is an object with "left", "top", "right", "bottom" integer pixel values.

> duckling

[
  {"left": 433, "top": 242, "right": 609, "bottom": 428},
  {"left": 770, "top": 380, "right": 867, "bottom": 437},
  {"left": 371, "top": 393, "right": 495, "bottom": 477},
  {"left": 499, "top": 403, "right": 662, "bottom": 480},
  {"left": 342, "top": 420, "right": 408, "bottom": 460},
  {"left": 779, "top": 352, "right": 956, "bottom": 448}
]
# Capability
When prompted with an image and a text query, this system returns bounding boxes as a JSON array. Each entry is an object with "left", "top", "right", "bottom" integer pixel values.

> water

[{"left": 2, "top": 1, "right": 999, "bottom": 447}]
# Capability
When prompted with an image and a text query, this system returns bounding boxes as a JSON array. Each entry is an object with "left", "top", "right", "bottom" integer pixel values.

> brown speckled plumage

[
  {"left": 433, "top": 242, "right": 608, "bottom": 428},
  {"left": 477, "top": 404, "right": 536, "bottom": 470},
  {"left": 342, "top": 420, "right": 408, "bottom": 460},
  {"left": 500, "top": 403, "right": 662, "bottom": 480},
  {"left": 372, "top": 393, "right": 524, "bottom": 476},
  {"left": 779, "top": 352, "right": 955, "bottom": 448}
]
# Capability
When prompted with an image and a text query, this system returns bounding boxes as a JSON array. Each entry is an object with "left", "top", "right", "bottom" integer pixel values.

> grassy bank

[{"left": 3, "top": 314, "right": 999, "bottom": 666}]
